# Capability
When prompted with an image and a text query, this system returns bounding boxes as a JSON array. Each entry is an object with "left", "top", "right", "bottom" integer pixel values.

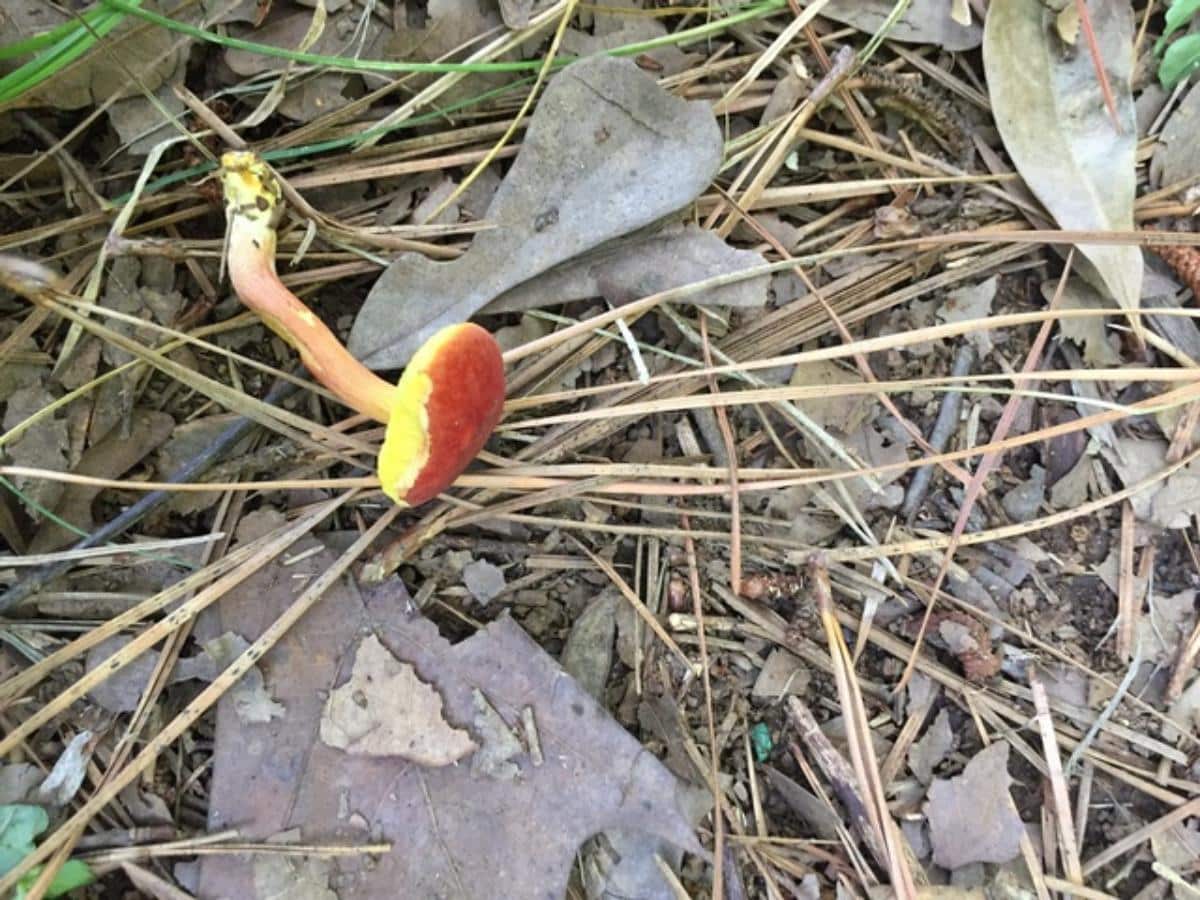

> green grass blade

[
  {"left": 99, "top": 0, "right": 785, "bottom": 75},
  {"left": 0, "top": 18, "right": 86, "bottom": 62},
  {"left": 0, "top": 3, "right": 136, "bottom": 105}
]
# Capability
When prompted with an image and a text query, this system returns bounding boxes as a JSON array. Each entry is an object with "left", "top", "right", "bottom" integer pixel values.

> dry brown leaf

[
  {"left": 924, "top": 742, "right": 1024, "bottom": 869},
  {"left": 200, "top": 536, "right": 701, "bottom": 899},
  {"left": 787, "top": 359, "right": 869, "bottom": 434},
  {"left": 28, "top": 409, "right": 174, "bottom": 553},
  {"left": 487, "top": 224, "right": 768, "bottom": 315},
  {"left": 320, "top": 634, "right": 477, "bottom": 765},
  {"left": 908, "top": 709, "right": 954, "bottom": 785}
]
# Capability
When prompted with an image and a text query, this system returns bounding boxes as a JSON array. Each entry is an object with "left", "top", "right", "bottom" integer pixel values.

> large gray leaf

[
  {"left": 820, "top": 0, "right": 981, "bottom": 51},
  {"left": 486, "top": 224, "right": 768, "bottom": 314},
  {"left": 198, "top": 535, "right": 702, "bottom": 899},
  {"left": 984, "top": 0, "right": 1141, "bottom": 313},
  {"left": 348, "top": 55, "right": 723, "bottom": 369}
]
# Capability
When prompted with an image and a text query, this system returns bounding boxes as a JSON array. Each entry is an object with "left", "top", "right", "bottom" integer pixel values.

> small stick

[
  {"left": 682, "top": 513, "right": 725, "bottom": 900},
  {"left": 786, "top": 704, "right": 888, "bottom": 871},
  {"left": 1031, "top": 673, "right": 1083, "bottom": 884},
  {"left": 699, "top": 313, "right": 742, "bottom": 596},
  {"left": 1116, "top": 501, "right": 1136, "bottom": 660},
  {"left": 1083, "top": 796, "right": 1200, "bottom": 876},
  {"left": 1167, "top": 613, "right": 1200, "bottom": 700},
  {"left": 901, "top": 343, "right": 976, "bottom": 521}
]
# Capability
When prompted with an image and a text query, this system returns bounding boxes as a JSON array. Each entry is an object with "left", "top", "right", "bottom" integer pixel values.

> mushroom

[{"left": 218, "top": 151, "right": 504, "bottom": 506}]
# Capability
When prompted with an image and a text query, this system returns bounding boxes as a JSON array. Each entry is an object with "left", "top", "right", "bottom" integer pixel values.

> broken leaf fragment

[
  {"left": 320, "top": 634, "right": 476, "bottom": 765},
  {"left": 924, "top": 742, "right": 1023, "bottom": 869}
]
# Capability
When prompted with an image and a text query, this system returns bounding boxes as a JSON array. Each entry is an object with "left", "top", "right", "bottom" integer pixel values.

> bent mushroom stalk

[{"left": 218, "top": 151, "right": 505, "bottom": 506}]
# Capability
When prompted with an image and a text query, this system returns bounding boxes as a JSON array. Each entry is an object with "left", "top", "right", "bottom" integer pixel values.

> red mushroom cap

[{"left": 378, "top": 323, "right": 505, "bottom": 506}]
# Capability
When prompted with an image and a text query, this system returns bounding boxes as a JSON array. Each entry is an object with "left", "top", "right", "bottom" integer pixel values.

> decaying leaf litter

[{"left": 4, "top": 0, "right": 1200, "bottom": 896}]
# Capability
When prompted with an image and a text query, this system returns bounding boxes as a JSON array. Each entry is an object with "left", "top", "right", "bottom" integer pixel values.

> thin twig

[{"left": 901, "top": 343, "right": 976, "bottom": 520}]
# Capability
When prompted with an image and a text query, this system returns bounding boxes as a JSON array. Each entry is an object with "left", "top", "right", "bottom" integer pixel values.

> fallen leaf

[
  {"left": 984, "top": 0, "right": 1141, "bottom": 314},
  {"left": 561, "top": 20, "right": 697, "bottom": 77},
  {"left": 1155, "top": 461, "right": 1200, "bottom": 531},
  {"left": 938, "top": 277, "right": 996, "bottom": 355},
  {"left": 469, "top": 688, "right": 522, "bottom": 780},
  {"left": 225, "top": 8, "right": 388, "bottom": 122},
  {"left": 85, "top": 634, "right": 216, "bottom": 714},
  {"left": 28, "top": 409, "right": 174, "bottom": 553},
  {"left": 205, "top": 633, "right": 285, "bottom": 725},
  {"left": 842, "top": 424, "right": 909, "bottom": 511},
  {"left": 199, "top": 0, "right": 260, "bottom": 23},
  {"left": 320, "top": 634, "right": 477, "bottom": 765},
  {"left": 1000, "top": 464, "right": 1045, "bottom": 523},
  {"left": 253, "top": 855, "right": 337, "bottom": 900},
  {"left": 908, "top": 709, "right": 953, "bottom": 784},
  {"left": 1043, "top": 278, "right": 1120, "bottom": 366},
  {"left": 348, "top": 56, "right": 723, "bottom": 368},
  {"left": 0, "top": 765, "right": 42, "bottom": 806},
  {"left": 751, "top": 648, "right": 811, "bottom": 701},
  {"left": 1048, "top": 453, "right": 1091, "bottom": 509},
  {"left": 498, "top": 0, "right": 532, "bottom": 29},
  {"left": 386, "top": 0, "right": 509, "bottom": 104},
  {"left": 35, "top": 731, "right": 93, "bottom": 808},
  {"left": 1166, "top": 676, "right": 1200, "bottom": 743},
  {"left": 154, "top": 414, "right": 256, "bottom": 517},
  {"left": 924, "top": 742, "right": 1024, "bottom": 869},
  {"left": 561, "top": 592, "right": 617, "bottom": 701},
  {"left": 0, "top": 0, "right": 186, "bottom": 110},
  {"left": 106, "top": 63, "right": 188, "bottom": 156},
  {"left": 1136, "top": 589, "right": 1198, "bottom": 666},
  {"left": 1101, "top": 437, "right": 1200, "bottom": 530},
  {"left": 1094, "top": 547, "right": 1147, "bottom": 605},
  {"left": 410, "top": 176, "right": 459, "bottom": 226},
  {"left": 820, "top": 0, "right": 981, "bottom": 50},
  {"left": 786, "top": 359, "right": 869, "bottom": 434},
  {"left": 3, "top": 384, "right": 67, "bottom": 515},
  {"left": 93, "top": 257, "right": 169, "bottom": 440},
  {"left": 487, "top": 224, "right": 768, "bottom": 314},
  {"left": 762, "top": 767, "right": 841, "bottom": 842},
  {"left": 1151, "top": 80, "right": 1200, "bottom": 189},
  {"left": 1055, "top": 3, "right": 1080, "bottom": 44},
  {"left": 1151, "top": 821, "right": 1200, "bottom": 898},
  {"left": 199, "top": 537, "right": 701, "bottom": 899},
  {"left": 119, "top": 783, "right": 172, "bottom": 828},
  {"left": 461, "top": 558, "right": 506, "bottom": 604},
  {"left": 581, "top": 784, "right": 710, "bottom": 900}
]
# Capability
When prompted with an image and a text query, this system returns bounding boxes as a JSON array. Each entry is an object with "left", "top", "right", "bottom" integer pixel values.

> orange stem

[{"left": 219, "top": 152, "right": 394, "bottom": 423}]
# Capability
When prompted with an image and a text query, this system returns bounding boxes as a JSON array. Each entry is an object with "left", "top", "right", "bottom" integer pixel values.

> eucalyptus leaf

[{"left": 984, "top": 0, "right": 1141, "bottom": 313}]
